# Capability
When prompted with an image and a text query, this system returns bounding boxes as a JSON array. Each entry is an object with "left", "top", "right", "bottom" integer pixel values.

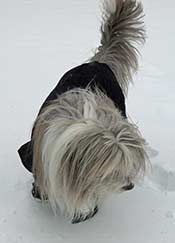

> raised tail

[{"left": 91, "top": 0, "right": 145, "bottom": 94}]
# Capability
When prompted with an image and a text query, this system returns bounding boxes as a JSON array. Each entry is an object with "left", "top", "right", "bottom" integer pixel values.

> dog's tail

[
  {"left": 32, "top": 87, "right": 147, "bottom": 221},
  {"left": 91, "top": 0, "right": 145, "bottom": 94}
]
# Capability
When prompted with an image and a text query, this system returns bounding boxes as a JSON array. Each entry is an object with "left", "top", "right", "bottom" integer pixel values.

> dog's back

[{"left": 38, "top": 61, "right": 126, "bottom": 118}]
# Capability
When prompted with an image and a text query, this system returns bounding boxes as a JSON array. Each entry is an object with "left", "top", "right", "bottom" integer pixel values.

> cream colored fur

[{"left": 32, "top": 87, "right": 147, "bottom": 220}]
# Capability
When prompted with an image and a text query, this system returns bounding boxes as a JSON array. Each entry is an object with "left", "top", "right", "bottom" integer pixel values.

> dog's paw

[
  {"left": 72, "top": 206, "right": 98, "bottom": 224},
  {"left": 31, "top": 182, "right": 42, "bottom": 200},
  {"left": 31, "top": 182, "right": 48, "bottom": 201}
]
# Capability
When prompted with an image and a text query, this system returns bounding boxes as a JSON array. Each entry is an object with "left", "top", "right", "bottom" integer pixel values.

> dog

[{"left": 18, "top": 0, "right": 148, "bottom": 224}]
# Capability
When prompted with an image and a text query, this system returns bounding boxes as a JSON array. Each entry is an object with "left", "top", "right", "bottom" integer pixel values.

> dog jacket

[{"left": 18, "top": 62, "right": 126, "bottom": 172}]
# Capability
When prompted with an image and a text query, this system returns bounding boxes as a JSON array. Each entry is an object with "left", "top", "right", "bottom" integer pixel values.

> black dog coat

[{"left": 18, "top": 62, "right": 126, "bottom": 173}]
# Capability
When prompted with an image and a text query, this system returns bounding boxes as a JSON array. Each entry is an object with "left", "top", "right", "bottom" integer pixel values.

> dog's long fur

[{"left": 32, "top": 0, "right": 147, "bottom": 221}]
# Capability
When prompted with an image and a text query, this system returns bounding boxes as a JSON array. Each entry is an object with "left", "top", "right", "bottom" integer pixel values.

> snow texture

[{"left": 0, "top": 0, "right": 175, "bottom": 242}]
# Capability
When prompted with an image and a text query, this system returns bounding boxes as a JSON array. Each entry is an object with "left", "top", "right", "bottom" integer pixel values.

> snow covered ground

[{"left": 0, "top": 0, "right": 175, "bottom": 242}]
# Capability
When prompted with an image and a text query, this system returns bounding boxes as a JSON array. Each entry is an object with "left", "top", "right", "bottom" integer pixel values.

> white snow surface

[{"left": 0, "top": 0, "right": 175, "bottom": 242}]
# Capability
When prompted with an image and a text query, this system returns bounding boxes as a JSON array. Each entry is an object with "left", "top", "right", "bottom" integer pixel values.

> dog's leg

[
  {"left": 31, "top": 182, "right": 42, "bottom": 200},
  {"left": 31, "top": 180, "right": 48, "bottom": 201}
]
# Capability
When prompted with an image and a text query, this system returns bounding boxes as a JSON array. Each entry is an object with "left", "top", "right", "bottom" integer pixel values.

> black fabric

[
  {"left": 18, "top": 62, "right": 126, "bottom": 173},
  {"left": 18, "top": 141, "right": 33, "bottom": 172}
]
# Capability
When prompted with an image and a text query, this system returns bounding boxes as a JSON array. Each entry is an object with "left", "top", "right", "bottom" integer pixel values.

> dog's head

[{"left": 32, "top": 87, "right": 148, "bottom": 221}]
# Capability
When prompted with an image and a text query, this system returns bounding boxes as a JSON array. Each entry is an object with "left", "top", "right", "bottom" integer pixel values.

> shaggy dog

[{"left": 18, "top": 0, "right": 148, "bottom": 223}]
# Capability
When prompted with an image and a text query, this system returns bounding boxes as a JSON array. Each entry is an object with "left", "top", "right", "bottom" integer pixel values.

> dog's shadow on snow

[
  {"left": 144, "top": 165, "right": 175, "bottom": 192},
  {"left": 139, "top": 145, "right": 175, "bottom": 193}
]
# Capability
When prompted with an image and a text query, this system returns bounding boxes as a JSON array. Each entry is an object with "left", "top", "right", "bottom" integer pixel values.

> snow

[{"left": 0, "top": 0, "right": 175, "bottom": 242}]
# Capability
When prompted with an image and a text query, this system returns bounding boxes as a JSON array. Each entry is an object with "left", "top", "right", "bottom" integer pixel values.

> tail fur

[{"left": 91, "top": 0, "right": 145, "bottom": 94}]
